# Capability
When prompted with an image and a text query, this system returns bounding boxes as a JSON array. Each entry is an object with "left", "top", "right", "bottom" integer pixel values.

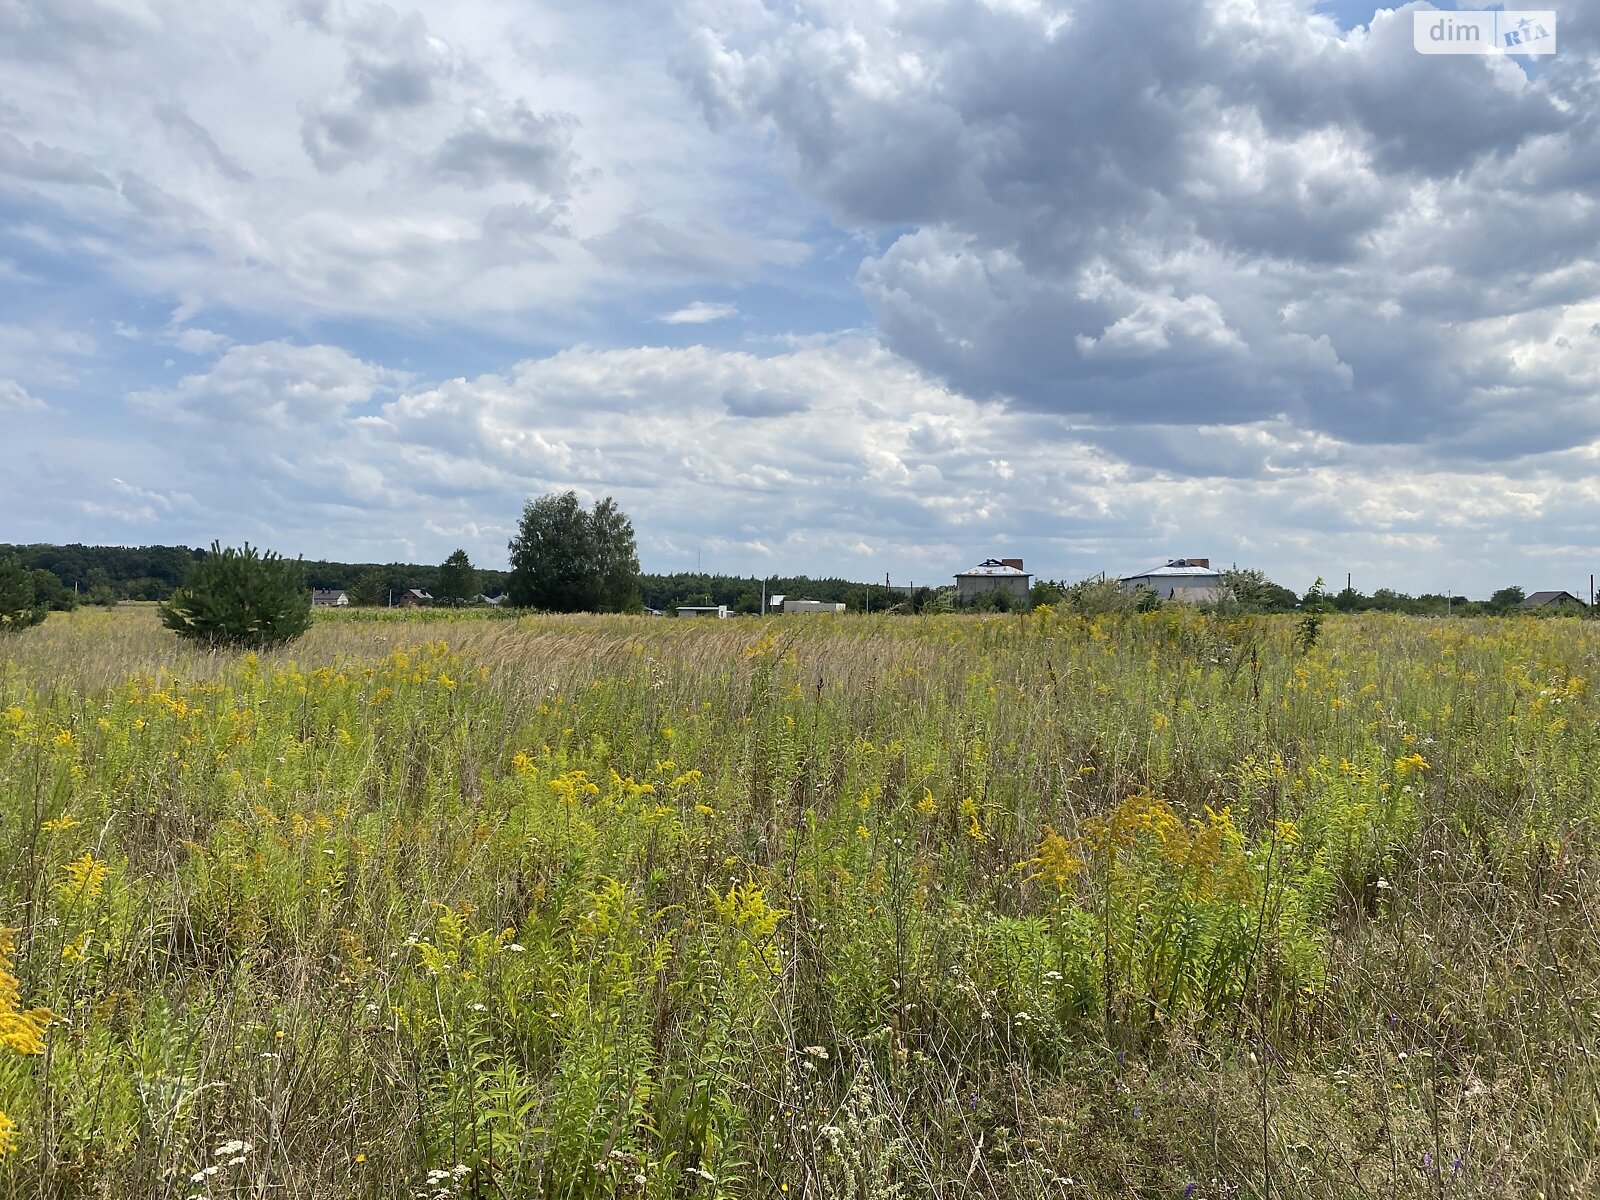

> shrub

[
  {"left": 158, "top": 541, "right": 311, "bottom": 649},
  {"left": 0, "top": 557, "right": 46, "bottom": 632}
]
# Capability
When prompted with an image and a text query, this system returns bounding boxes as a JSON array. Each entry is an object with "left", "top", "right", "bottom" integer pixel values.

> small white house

[
  {"left": 782, "top": 599, "right": 845, "bottom": 614},
  {"left": 675, "top": 605, "right": 731, "bottom": 619},
  {"left": 1119, "top": 559, "right": 1223, "bottom": 603},
  {"left": 955, "top": 558, "right": 1032, "bottom": 604},
  {"left": 311, "top": 589, "right": 350, "bottom": 607}
]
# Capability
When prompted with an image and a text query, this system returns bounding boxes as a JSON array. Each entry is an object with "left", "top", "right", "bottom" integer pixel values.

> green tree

[
  {"left": 1217, "top": 567, "right": 1298, "bottom": 613},
  {"left": 507, "top": 492, "right": 641, "bottom": 613},
  {"left": 350, "top": 567, "right": 388, "bottom": 607},
  {"left": 30, "top": 568, "right": 77, "bottom": 612},
  {"left": 1301, "top": 577, "right": 1335, "bottom": 613},
  {"left": 1061, "top": 576, "right": 1145, "bottom": 615},
  {"left": 1029, "top": 579, "right": 1068, "bottom": 608},
  {"left": 158, "top": 542, "right": 312, "bottom": 649},
  {"left": 0, "top": 557, "right": 47, "bottom": 632},
  {"left": 590, "top": 497, "right": 641, "bottom": 612},
  {"left": 1488, "top": 586, "right": 1525, "bottom": 614},
  {"left": 435, "top": 549, "right": 476, "bottom": 606}
]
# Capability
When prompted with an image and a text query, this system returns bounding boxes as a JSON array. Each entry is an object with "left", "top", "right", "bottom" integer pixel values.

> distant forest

[
  {"left": 3, "top": 542, "right": 1575, "bottom": 618},
  {"left": 0, "top": 542, "right": 922, "bottom": 614}
]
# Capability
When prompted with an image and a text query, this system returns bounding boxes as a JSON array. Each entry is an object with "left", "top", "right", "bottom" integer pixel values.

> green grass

[{"left": 2, "top": 605, "right": 1599, "bottom": 1198}]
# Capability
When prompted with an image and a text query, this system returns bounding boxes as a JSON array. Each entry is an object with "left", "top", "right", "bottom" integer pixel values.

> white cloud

[
  {"left": 171, "top": 327, "right": 233, "bottom": 355},
  {"left": 0, "top": 0, "right": 812, "bottom": 324},
  {"left": 0, "top": 379, "right": 47, "bottom": 411},
  {"left": 0, "top": 334, "right": 1554, "bottom": 593},
  {"left": 659, "top": 300, "right": 738, "bottom": 324}
]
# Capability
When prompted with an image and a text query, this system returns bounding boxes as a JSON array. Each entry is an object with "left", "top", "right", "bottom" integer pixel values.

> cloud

[
  {"left": 660, "top": 300, "right": 738, "bottom": 324},
  {"left": 171, "top": 327, "right": 233, "bottom": 356},
  {"left": 432, "top": 103, "right": 577, "bottom": 193},
  {"left": 0, "top": 0, "right": 810, "bottom": 324},
  {"left": 0, "top": 334, "right": 1556, "bottom": 594},
  {"left": 683, "top": 0, "right": 1600, "bottom": 459},
  {"left": 722, "top": 385, "right": 807, "bottom": 417},
  {"left": 0, "top": 132, "right": 114, "bottom": 187},
  {"left": 0, "top": 379, "right": 47, "bottom": 411},
  {"left": 127, "top": 340, "right": 405, "bottom": 428}
]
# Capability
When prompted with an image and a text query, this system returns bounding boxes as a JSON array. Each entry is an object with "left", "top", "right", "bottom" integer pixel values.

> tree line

[{"left": 4, "top": 521, "right": 1587, "bottom": 630}]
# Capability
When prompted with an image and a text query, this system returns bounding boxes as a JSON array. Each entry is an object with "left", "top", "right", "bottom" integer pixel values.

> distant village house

[
  {"left": 397, "top": 588, "right": 433, "bottom": 608},
  {"left": 675, "top": 605, "right": 730, "bottom": 619},
  {"left": 1119, "top": 559, "right": 1223, "bottom": 604},
  {"left": 782, "top": 599, "right": 846, "bottom": 614},
  {"left": 1517, "top": 590, "right": 1587, "bottom": 612},
  {"left": 311, "top": 589, "right": 349, "bottom": 607},
  {"left": 955, "top": 558, "right": 1032, "bottom": 605}
]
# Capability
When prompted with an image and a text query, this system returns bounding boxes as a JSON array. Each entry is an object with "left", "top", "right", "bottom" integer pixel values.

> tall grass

[{"left": 1, "top": 605, "right": 1598, "bottom": 1197}]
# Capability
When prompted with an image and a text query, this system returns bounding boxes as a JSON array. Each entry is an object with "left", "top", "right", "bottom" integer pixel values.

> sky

[{"left": 2, "top": 0, "right": 1598, "bottom": 598}]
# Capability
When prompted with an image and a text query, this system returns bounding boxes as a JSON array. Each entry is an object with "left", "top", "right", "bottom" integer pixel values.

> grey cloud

[
  {"left": 433, "top": 104, "right": 576, "bottom": 192},
  {"left": 0, "top": 132, "right": 113, "bottom": 187},
  {"left": 298, "top": 5, "right": 458, "bottom": 172},
  {"left": 348, "top": 53, "right": 438, "bottom": 110},
  {"left": 686, "top": 0, "right": 1600, "bottom": 464},
  {"left": 154, "top": 102, "right": 253, "bottom": 183},
  {"left": 723, "top": 385, "right": 809, "bottom": 418},
  {"left": 300, "top": 104, "right": 377, "bottom": 171}
]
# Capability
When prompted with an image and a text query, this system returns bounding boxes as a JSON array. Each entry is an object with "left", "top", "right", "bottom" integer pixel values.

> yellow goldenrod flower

[{"left": 59, "top": 853, "right": 108, "bottom": 903}]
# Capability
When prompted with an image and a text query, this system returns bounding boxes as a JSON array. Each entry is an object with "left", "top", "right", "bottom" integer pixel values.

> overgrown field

[{"left": 2, "top": 606, "right": 1599, "bottom": 1198}]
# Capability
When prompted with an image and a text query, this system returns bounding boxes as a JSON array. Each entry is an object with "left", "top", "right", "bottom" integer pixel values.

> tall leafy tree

[
  {"left": 158, "top": 542, "right": 312, "bottom": 649},
  {"left": 590, "top": 497, "right": 641, "bottom": 612},
  {"left": 435, "top": 549, "right": 477, "bottom": 606},
  {"left": 508, "top": 492, "right": 641, "bottom": 612},
  {"left": 1488, "top": 586, "right": 1526, "bottom": 614},
  {"left": 0, "top": 557, "right": 47, "bottom": 632},
  {"left": 30, "top": 568, "right": 77, "bottom": 612}
]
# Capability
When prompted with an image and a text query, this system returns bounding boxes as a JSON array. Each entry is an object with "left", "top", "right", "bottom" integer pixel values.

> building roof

[
  {"left": 956, "top": 558, "right": 1031, "bottom": 578},
  {"left": 1519, "top": 590, "right": 1585, "bottom": 608},
  {"left": 311, "top": 589, "right": 347, "bottom": 599},
  {"left": 1121, "top": 560, "right": 1220, "bottom": 581},
  {"left": 403, "top": 588, "right": 432, "bottom": 599}
]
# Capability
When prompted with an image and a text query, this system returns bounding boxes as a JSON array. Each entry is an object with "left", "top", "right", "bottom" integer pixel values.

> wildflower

[
  {"left": 58, "top": 853, "right": 108, "bottom": 903},
  {"left": 1030, "top": 826, "right": 1082, "bottom": 892},
  {"left": 1394, "top": 752, "right": 1430, "bottom": 779}
]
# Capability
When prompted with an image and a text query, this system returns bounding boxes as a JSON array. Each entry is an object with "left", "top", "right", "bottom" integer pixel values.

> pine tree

[
  {"left": 158, "top": 542, "right": 312, "bottom": 649},
  {"left": 0, "top": 557, "right": 47, "bottom": 632}
]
